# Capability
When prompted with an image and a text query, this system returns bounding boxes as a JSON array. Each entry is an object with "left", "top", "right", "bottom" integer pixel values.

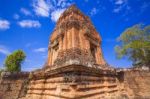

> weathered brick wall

[
  {"left": 117, "top": 70, "right": 150, "bottom": 99},
  {"left": 0, "top": 72, "right": 29, "bottom": 99},
  {"left": 0, "top": 69, "right": 149, "bottom": 99}
]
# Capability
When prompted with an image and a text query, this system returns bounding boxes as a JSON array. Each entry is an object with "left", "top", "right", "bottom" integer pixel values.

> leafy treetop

[
  {"left": 115, "top": 24, "right": 150, "bottom": 67},
  {"left": 4, "top": 50, "right": 26, "bottom": 72}
]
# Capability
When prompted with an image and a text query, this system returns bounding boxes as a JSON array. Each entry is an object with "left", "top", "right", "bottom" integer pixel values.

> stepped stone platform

[
  {"left": 24, "top": 65, "right": 118, "bottom": 99},
  {"left": 0, "top": 68, "right": 150, "bottom": 99}
]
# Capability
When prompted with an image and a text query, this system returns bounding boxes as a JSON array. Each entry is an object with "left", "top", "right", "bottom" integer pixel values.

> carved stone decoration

[{"left": 53, "top": 48, "right": 96, "bottom": 67}]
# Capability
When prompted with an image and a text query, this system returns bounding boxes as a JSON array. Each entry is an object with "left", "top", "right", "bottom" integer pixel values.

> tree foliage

[
  {"left": 4, "top": 50, "right": 26, "bottom": 72},
  {"left": 115, "top": 24, "right": 150, "bottom": 67}
]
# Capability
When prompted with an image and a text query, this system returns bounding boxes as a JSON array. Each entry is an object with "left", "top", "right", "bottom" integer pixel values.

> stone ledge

[
  {"left": 1, "top": 72, "right": 29, "bottom": 79},
  {"left": 30, "top": 65, "right": 116, "bottom": 80}
]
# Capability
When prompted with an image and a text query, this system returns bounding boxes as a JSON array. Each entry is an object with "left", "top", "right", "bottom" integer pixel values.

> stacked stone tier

[{"left": 24, "top": 65, "right": 118, "bottom": 99}]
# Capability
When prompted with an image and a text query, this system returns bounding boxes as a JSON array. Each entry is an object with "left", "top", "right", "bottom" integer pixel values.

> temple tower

[{"left": 47, "top": 5, "right": 105, "bottom": 67}]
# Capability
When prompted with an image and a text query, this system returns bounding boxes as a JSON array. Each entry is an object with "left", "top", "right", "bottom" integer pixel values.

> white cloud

[
  {"left": 42, "top": 54, "right": 47, "bottom": 58},
  {"left": 57, "top": 0, "right": 70, "bottom": 7},
  {"left": 32, "top": 0, "right": 72, "bottom": 22},
  {"left": 0, "top": 45, "right": 11, "bottom": 55},
  {"left": 33, "top": 0, "right": 53, "bottom": 17},
  {"left": 33, "top": 47, "right": 47, "bottom": 53},
  {"left": 0, "top": 20, "right": 10, "bottom": 30},
  {"left": 113, "top": 7, "right": 122, "bottom": 13},
  {"left": 25, "top": 43, "right": 32, "bottom": 48},
  {"left": 25, "top": 42, "right": 38, "bottom": 48},
  {"left": 20, "top": 8, "right": 32, "bottom": 16},
  {"left": 112, "top": 0, "right": 129, "bottom": 13},
  {"left": 57, "top": 0, "right": 64, "bottom": 6},
  {"left": 140, "top": 2, "right": 150, "bottom": 13},
  {"left": 51, "top": 8, "right": 65, "bottom": 22},
  {"left": 18, "top": 20, "right": 41, "bottom": 28},
  {"left": 115, "top": 0, "right": 124, "bottom": 5},
  {"left": 90, "top": 8, "right": 98, "bottom": 16},
  {"left": 13, "top": 14, "right": 20, "bottom": 20}
]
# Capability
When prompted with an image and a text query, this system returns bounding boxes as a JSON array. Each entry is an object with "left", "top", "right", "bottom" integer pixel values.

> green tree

[
  {"left": 115, "top": 24, "right": 150, "bottom": 67},
  {"left": 4, "top": 50, "right": 26, "bottom": 72}
]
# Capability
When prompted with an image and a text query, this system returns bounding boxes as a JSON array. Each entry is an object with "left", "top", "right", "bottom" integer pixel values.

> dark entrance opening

[{"left": 90, "top": 43, "right": 96, "bottom": 59}]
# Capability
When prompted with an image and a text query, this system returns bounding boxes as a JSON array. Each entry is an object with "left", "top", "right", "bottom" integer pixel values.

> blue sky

[{"left": 0, "top": 0, "right": 150, "bottom": 71}]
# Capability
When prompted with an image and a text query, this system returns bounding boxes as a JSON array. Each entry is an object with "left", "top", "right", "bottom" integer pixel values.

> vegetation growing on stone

[
  {"left": 115, "top": 24, "right": 150, "bottom": 67},
  {"left": 4, "top": 50, "right": 26, "bottom": 72}
]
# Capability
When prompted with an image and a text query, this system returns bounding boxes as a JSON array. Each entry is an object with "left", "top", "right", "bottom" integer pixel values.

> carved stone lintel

[{"left": 53, "top": 48, "right": 96, "bottom": 67}]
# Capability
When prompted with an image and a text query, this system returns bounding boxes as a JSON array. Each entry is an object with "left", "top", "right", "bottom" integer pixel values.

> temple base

[{"left": 21, "top": 65, "right": 123, "bottom": 99}]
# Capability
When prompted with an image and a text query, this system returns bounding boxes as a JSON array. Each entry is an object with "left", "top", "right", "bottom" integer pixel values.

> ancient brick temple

[
  {"left": 0, "top": 5, "right": 150, "bottom": 99},
  {"left": 46, "top": 5, "right": 105, "bottom": 67},
  {"left": 25, "top": 5, "right": 118, "bottom": 99}
]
